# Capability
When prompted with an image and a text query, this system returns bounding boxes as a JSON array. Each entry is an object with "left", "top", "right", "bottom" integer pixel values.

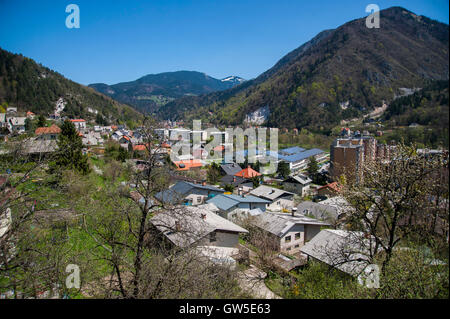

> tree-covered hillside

[
  {"left": 0, "top": 48, "right": 143, "bottom": 125},
  {"left": 89, "top": 71, "right": 245, "bottom": 114},
  {"left": 160, "top": 7, "right": 449, "bottom": 133},
  {"left": 380, "top": 80, "right": 449, "bottom": 147}
]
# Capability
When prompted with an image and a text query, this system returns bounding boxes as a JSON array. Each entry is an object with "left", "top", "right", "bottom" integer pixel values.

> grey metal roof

[
  {"left": 300, "top": 229, "right": 373, "bottom": 277},
  {"left": 284, "top": 175, "right": 312, "bottom": 185},
  {"left": 281, "top": 148, "right": 325, "bottom": 163},
  {"left": 297, "top": 201, "right": 340, "bottom": 222},
  {"left": 220, "top": 175, "right": 251, "bottom": 187},
  {"left": 23, "top": 139, "right": 58, "bottom": 154},
  {"left": 279, "top": 146, "right": 305, "bottom": 155},
  {"left": 150, "top": 205, "right": 248, "bottom": 247},
  {"left": 250, "top": 212, "right": 329, "bottom": 237},
  {"left": 250, "top": 185, "right": 294, "bottom": 201},
  {"left": 155, "top": 181, "right": 224, "bottom": 204},
  {"left": 248, "top": 208, "right": 263, "bottom": 216},
  {"left": 206, "top": 194, "right": 270, "bottom": 211},
  {"left": 220, "top": 163, "right": 242, "bottom": 176}
]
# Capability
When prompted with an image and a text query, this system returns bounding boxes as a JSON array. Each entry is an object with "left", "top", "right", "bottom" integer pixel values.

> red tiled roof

[
  {"left": 133, "top": 144, "right": 147, "bottom": 152},
  {"left": 35, "top": 124, "right": 61, "bottom": 135},
  {"left": 173, "top": 160, "right": 203, "bottom": 171},
  {"left": 70, "top": 119, "right": 86, "bottom": 122},
  {"left": 234, "top": 166, "right": 261, "bottom": 179},
  {"left": 213, "top": 145, "right": 225, "bottom": 152},
  {"left": 161, "top": 142, "right": 171, "bottom": 148},
  {"left": 318, "top": 182, "right": 341, "bottom": 192}
]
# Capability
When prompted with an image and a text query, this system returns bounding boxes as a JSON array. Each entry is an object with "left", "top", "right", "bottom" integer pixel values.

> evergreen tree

[
  {"left": 251, "top": 176, "right": 261, "bottom": 188},
  {"left": 207, "top": 162, "right": 221, "bottom": 184},
  {"left": 54, "top": 120, "right": 90, "bottom": 174},
  {"left": 277, "top": 161, "right": 291, "bottom": 179},
  {"left": 117, "top": 146, "right": 129, "bottom": 162},
  {"left": 37, "top": 115, "right": 47, "bottom": 128},
  {"left": 24, "top": 118, "right": 34, "bottom": 132},
  {"left": 306, "top": 156, "right": 319, "bottom": 177},
  {"left": 224, "top": 184, "right": 234, "bottom": 193}
]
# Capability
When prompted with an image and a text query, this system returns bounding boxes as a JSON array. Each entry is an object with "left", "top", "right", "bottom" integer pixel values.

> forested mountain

[
  {"left": 384, "top": 80, "right": 448, "bottom": 125},
  {"left": 380, "top": 80, "right": 449, "bottom": 147},
  {"left": 89, "top": 71, "right": 246, "bottom": 114},
  {"left": 0, "top": 48, "right": 143, "bottom": 126},
  {"left": 159, "top": 7, "right": 449, "bottom": 133}
]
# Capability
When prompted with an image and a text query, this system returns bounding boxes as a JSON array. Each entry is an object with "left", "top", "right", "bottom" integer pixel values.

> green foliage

[
  {"left": 381, "top": 80, "right": 449, "bottom": 148},
  {"left": 206, "top": 162, "right": 221, "bottom": 184},
  {"left": 37, "top": 114, "right": 47, "bottom": 128},
  {"left": 266, "top": 261, "right": 369, "bottom": 299},
  {"left": 24, "top": 117, "right": 33, "bottom": 132},
  {"left": 306, "top": 156, "right": 319, "bottom": 177},
  {"left": 0, "top": 101, "right": 7, "bottom": 113},
  {"left": 53, "top": 120, "right": 90, "bottom": 174},
  {"left": 251, "top": 176, "right": 261, "bottom": 188},
  {"left": 224, "top": 184, "right": 234, "bottom": 192},
  {"left": 89, "top": 71, "right": 240, "bottom": 114},
  {"left": 159, "top": 9, "right": 448, "bottom": 132},
  {"left": 277, "top": 161, "right": 291, "bottom": 179},
  {"left": 376, "top": 247, "right": 449, "bottom": 299},
  {"left": 105, "top": 140, "right": 129, "bottom": 162},
  {"left": 95, "top": 113, "right": 109, "bottom": 126},
  {"left": 0, "top": 48, "right": 143, "bottom": 124}
]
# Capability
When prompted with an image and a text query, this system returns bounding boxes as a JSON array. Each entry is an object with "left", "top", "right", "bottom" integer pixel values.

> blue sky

[{"left": 0, "top": 0, "right": 448, "bottom": 85}]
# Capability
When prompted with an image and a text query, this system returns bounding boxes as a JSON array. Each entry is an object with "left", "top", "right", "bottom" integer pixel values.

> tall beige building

[
  {"left": 330, "top": 136, "right": 391, "bottom": 183},
  {"left": 330, "top": 138, "right": 364, "bottom": 183}
]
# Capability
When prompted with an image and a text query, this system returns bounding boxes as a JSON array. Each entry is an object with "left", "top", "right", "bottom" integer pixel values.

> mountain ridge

[
  {"left": 89, "top": 71, "right": 246, "bottom": 114},
  {"left": 158, "top": 6, "right": 449, "bottom": 132},
  {"left": 0, "top": 47, "right": 143, "bottom": 126}
]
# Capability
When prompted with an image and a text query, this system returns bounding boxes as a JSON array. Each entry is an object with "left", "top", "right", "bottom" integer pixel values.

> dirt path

[{"left": 238, "top": 265, "right": 282, "bottom": 299}]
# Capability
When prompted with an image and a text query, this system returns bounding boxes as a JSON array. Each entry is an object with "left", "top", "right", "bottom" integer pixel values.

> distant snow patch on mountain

[{"left": 221, "top": 76, "right": 246, "bottom": 85}]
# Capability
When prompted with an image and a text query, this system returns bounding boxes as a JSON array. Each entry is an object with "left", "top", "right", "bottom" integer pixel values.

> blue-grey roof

[
  {"left": 220, "top": 163, "right": 242, "bottom": 175},
  {"left": 206, "top": 194, "right": 270, "bottom": 211},
  {"left": 220, "top": 175, "right": 252, "bottom": 187},
  {"left": 279, "top": 148, "right": 324, "bottom": 163},
  {"left": 220, "top": 147, "right": 323, "bottom": 164},
  {"left": 279, "top": 146, "right": 305, "bottom": 155},
  {"left": 155, "top": 181, "right": 224, "bottom": 204},
  {"left": 154, "top": 189, "right": 184, "bottom": 204},
  {"left": 172, "top": 181, "right": 224, "bottom": 193}
]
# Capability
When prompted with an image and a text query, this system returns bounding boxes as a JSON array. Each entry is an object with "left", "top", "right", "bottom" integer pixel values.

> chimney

[
  {"left": 175, "top": 221, "right": 181, "bottom": 232},
  {"left": 291, "top": 207, "right": 297, "bottom": 217},
  {"left": 233, "top": 176, "right": 236, "bottom": 183},
  {"left": 202, "top": 181, "right": 206, "bottom": 186},
  {"left": 238, "top": 187, "right": 243, "bottom": 196},
  {"left": 201, "top": 213, "right": 206, "bottom": 220}
]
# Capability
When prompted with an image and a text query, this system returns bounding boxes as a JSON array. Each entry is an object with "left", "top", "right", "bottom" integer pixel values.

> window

[
  {"left": 294, "top": 244, "right": 300, "bottom": 248},
  {"left": 209, "top": 232, "right": 216, "bottom": 243},
  {"left": 286, "top": 247, "right": 291, "bottom": 251},
  {"left": 197, "top": 196, "right": 202, "bottom": 203},
  {"left": 295, "top": 233, "right": 301, "bottom": 240},
  {"left": 285, "top": 236, "right": 291, "bottom": 243}
]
